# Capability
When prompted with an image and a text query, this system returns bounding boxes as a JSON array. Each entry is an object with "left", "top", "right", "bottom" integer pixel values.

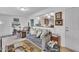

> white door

[{"left": 65, "top": 8, "right": 79, "bottom": 51}]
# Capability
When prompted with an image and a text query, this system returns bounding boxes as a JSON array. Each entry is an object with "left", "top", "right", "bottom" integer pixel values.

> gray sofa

[{"left": 26, "top": 28, "right": 60, "bottom": 52}]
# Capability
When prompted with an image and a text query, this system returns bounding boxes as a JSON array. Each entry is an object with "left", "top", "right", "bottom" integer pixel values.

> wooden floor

[{"left": 60, "top": 47, "right": 74, "bottom": 52}]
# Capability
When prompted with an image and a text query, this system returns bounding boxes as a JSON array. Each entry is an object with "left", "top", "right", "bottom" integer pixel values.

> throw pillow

[
  {"left": 30, "top": 28, "right": 36, "bottom": 36},
  {"left": 36, "top": 30, "right": 42, "bottom": 38}
]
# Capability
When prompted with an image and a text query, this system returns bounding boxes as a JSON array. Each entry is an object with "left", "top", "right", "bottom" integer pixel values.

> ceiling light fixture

[
  {"left": 50, "top": 13, "right": 54, "bottom": 16},
  {"left": 17, "top": 7, "right": 29, "bottom": 11}
]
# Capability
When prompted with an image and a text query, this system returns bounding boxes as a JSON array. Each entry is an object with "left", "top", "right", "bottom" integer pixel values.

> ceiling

[{"left": 0, "top": 7, "right": 48, "bottom": 16}]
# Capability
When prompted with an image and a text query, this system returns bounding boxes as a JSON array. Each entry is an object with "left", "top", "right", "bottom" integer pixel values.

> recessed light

[
  {"left": 17, "top": 7, "right": 29, "bottom": 11},
  {"left": 50, "top": 13, "right": 54, "bottom": 16}
]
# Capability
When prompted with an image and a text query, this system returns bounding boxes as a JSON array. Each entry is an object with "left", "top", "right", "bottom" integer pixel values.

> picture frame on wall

[
  {"left": 55, "top": 12, "right": 62, "bottom": 20},
  {"left": 13, "top": 18, "right": 19, "bottom": 22},
  {"left": 12, "top": 18, "right": 20, "bottom": 28},
  {"left": 30, "top": 19, "right": 34, "bottom": 26},
  {"left": 55, "top": 20, "right": 63, "bottom": 26},
  {"left": 55, "top": 12, "right": 63, "bottom": 26}
]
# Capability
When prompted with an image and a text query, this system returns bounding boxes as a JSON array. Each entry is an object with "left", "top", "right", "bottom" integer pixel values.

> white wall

[
  {"left": 0, "top": 15, "right": 28, "bottom": 36},
  {"left": 65, "top": 8, "right": 79, "bottom": 51},
  {"left": 27, "top": 7, "right": 66, "bottom": 46}
]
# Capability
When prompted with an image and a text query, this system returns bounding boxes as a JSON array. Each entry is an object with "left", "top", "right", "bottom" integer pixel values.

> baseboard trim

[{"left": 63, "top": 47, "right": 76, "bottom": 52}]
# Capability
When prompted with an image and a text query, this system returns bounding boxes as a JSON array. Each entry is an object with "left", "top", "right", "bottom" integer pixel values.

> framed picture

[
  {"left": 30, "top": 19, "right": 34, "bottom": 26},
  {"left": 55, "top": 12, "right": 62, "bottom": 20},
  {"left": 44, "top": 18, "right": 49, "bottom": 26},
  {"left": 12, "top": 18, "right": 20, "bottom": 28},
  {"left": 55, "top": 12, "right": 63, "bottom": 26},
  {"left": 55, "top": 20, "right": 63, "bottom": 26},
  {"left": 13, "top": 18, "right": 19, "bottom": 22}
]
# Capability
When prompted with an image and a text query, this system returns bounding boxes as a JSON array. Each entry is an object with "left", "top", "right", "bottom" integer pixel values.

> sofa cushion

[
  {"left": 40, "top": 30, "right": 49, "bottom": 39},
  {"left": 26, "top": 34, "right": 42, "bottom": 48},
  {"left": 30, "top": 28, "right": 37, "bottom": 36},
  {"left": 36, "top": 30, "right": 42, "bottom": 38}
]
